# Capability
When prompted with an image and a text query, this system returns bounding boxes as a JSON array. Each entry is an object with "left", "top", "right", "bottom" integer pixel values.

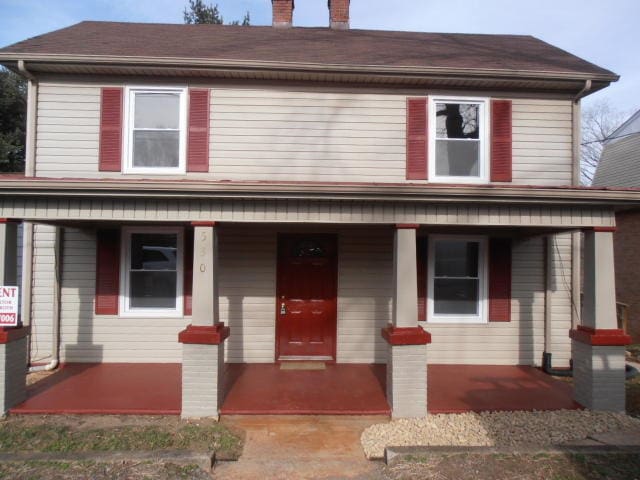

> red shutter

[
  {"left": 406, "top": 97, "right": 428, "bottom": 180},
  {"left": 187, "top": 89, "right": 210, "bottom": 172},
  {"left": 183, "top": 228, "right": 194, "bottom": 315},
  {"left": 490, "top": 99, "right": 513, "bottom": 182},
  {"left": 417, "top": 236, "right": 428, "bottom": 321},
  {"left": 95, "top": 229, "right": 120, "bottom": 315},
  {"left": 488, "top": 238, "right": 512, "bottom": 322},
  {"left": 99, "top": 88, "right": 123, "bottom": 172}
]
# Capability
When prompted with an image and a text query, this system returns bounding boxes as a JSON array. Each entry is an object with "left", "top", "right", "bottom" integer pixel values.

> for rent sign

[{"left": 0, "top": 286, "right": 19, "bottom": 327}]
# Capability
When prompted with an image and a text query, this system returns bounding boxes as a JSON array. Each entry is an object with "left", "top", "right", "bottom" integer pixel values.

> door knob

[{"left": 280, "top": 302, "right": 287, "bottom": 315}]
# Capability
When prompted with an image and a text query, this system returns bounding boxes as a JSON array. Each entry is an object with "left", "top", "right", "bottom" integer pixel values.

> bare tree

[{"left": 581, "top": 99, "right": 628, "bottom": 185}]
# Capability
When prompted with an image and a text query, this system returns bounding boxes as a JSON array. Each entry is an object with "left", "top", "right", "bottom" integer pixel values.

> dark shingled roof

[{"left": 0, "top": 21, "right": 616, "bottom": 79}]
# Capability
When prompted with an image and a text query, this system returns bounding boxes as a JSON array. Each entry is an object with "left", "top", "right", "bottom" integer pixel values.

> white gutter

[{"left": 573, "top": 79, "right": 592, "bottom": 103}]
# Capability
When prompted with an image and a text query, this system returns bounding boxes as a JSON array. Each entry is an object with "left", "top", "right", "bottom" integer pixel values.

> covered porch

[
  {"left": 10, "top": 363, "right": 578, "bottom": 415},
  {"left": 0, "top": 180, "right": 636, "bottom": 417}
]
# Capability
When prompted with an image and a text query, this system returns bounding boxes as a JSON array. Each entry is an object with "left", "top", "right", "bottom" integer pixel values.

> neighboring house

[
  {"left": 593, "top": 109, "right": 640, "bottom": 343},
  {"left": 0, "top": 0, "right": 637, "bottom": 418}
]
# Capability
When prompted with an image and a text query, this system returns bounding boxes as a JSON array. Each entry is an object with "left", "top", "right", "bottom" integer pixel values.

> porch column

[
  {"left": 570, "top": 228, "right": 630, "bottom": 411},
  {"left": 0, "top": 219, "right": 29, "bottom": 414},
  {"left": 382, "top": 224, "right": 431, "bottom": 418},
  {"left": 179, "top": 222, "right": 229, "bottom": 419}
]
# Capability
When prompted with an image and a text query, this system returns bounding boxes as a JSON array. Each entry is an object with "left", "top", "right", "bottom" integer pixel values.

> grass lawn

[
  {"left": 384, "top": 452, "right": 640, "bottom": 480},
  {"left": 0, "top": 415, "right": 242, "bottom": 458},
  {"left": 0, "top": 460, "right": 212, "bottom": 479}
]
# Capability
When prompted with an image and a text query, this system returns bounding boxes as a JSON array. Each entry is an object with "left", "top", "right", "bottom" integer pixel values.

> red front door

[{"left": 276, "top": 234, "right": 338, "bottom": 360}]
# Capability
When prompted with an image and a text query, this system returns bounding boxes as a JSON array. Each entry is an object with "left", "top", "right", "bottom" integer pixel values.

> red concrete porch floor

[
  {"left": 10, "top": 363, "right": 579, "bottom": 415},
  {"left": 220, "top": 364, "right": 390, "bottom": 415},
  {"left": 11, "top": 363, "right": 182, "bottom": 415},
  {"left": 427, "top": 365, "right": 579, "bottom": 413}
]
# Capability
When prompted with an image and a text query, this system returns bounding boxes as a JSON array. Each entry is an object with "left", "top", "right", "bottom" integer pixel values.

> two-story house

[{"left": 0, "top": 0, "right": 637, "bottom": 419}]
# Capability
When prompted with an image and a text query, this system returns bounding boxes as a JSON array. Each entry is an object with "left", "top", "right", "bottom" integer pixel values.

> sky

[{"left": 0, "top": 0, "right": 638, "bottom": 115}]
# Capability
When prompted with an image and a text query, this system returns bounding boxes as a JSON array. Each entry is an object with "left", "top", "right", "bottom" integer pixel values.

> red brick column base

[
  {"left": 381, "top": 325, "right": 431, "bottom": 345},
  {"left": 569, "top": 325, "right": 631, "bottom": 346},
  {"left": 178, "top": 324, "right": 230, "bottom": 345},
  {"left": 0, "top": 326, "right": 31, "bottom": 344}
]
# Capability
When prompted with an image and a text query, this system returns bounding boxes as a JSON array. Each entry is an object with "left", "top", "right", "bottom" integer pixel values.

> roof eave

[{"left": 0, "top": 53, "right": 619, "bottom": 89}]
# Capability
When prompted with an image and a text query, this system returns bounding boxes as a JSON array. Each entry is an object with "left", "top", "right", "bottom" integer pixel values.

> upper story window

[
  {"left": 429, "top": 97, "right": 489, "bottom": 184},
  {"left": 124, "top": 87, "right": 187, "bottom": 174}
]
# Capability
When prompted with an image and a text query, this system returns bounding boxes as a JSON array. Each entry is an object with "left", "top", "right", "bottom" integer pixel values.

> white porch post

[
  {"left": 0, "top": 219, "right": 29, "bottom": 414},
  {"left": 179, "top": 222, "right": 229, "bottom": 419},
  {"left": 571, "top": 228, "right": 630, "bottom": 411},
  {"left": 382, "top": 224, "right": 430, "bottom": 418}
]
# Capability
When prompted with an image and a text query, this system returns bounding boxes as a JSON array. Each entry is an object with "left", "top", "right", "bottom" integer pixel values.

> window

[
  {"left": 124, "top": 87, "right": 187, "bottom": 174},
  {"left": 120, "top": 227, "right": 183, "bottom": 316},
  {"left": 429, "top": 97, "right": 488, "bottom": 183},
  {"left": 427, "top": 236, "right": 487, "bottom": 323}
]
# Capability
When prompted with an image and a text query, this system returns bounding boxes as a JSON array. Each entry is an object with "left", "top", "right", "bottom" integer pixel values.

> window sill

[
  {"left": 119, "top": 310, "right": 185, "bottom": 319},
  {"left": 428, "top": 177, "right": 489, "bottom": 185},
  {"left": 428, "top": 317, "right": 488, "bottom": 324}
]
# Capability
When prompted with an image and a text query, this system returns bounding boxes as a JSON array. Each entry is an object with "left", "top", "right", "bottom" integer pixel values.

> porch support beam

[
  {"left": 0, "top": 219, "right": 28, "bottom": 414},
  {"left": 570, "top": 228, "right": 630, "bottom": 411},
  {"left": 179, "top": 221, "right": 229, "bottom": 419},
  {"left": 383, "top": 224, "right": 430, "bottom": 418}
]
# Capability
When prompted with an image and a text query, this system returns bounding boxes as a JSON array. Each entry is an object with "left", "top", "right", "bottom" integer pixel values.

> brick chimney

[
  {"left": 272, "top": 0, "right": 294, "bottom": 28},
  {"left": 328, "top": 0, "right": 350, "bottom": 29}
]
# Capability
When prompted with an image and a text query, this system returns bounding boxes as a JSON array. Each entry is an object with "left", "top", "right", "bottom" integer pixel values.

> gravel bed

[{"left": 361, "top": 410, "right": 640, "bottom": 458}]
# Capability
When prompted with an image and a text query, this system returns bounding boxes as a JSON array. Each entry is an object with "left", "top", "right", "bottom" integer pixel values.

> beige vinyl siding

[
  {"left": 210, "top": 88, "right": 407, "bottom": 182},
  {"left": 34, "top": 81, "right": 573, "bottom": 187},
  {"left": 511, "top": 99, "right": 573, "bottom": 186},
  {"left": 337, "top": 228, "right": 391, "bottom": 363},
  {"left": 0, "top": 197, "right": 616, "bottom": 230},
  {"left": 36, "top": 84, "right": 101, "bottom": 178},
  {"left": 29, "top": 224, "right": 56, "bottom": 362},
  {"left": 30, "top": 224, "right": 571, "bottom": 366},
  {"left": 220, "top": 227, "right": 277, "bottom": 363}
]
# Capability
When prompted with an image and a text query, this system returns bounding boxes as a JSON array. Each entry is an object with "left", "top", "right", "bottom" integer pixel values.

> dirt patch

[
  {"left": 383, "top": 452, "right": 640, "bottom": 480},
  {"left": 0, "top": 415, "right": 243, "bottom": 459}
]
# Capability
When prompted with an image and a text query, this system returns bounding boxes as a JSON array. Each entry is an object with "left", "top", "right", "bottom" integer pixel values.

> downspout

[
  {"left": 542, "top": 236, "right": 572, "bottom": 376},
  {"left": 18, "top": 60, "right": 37, "bottom": 363},
  {"left": 29, "top": 227, "right": 61, "bottom": 372},
  {"left": 18, "top": 61, "right": 59, "bottom": 372},
  {"left": 543, "top": 80, "right": 592, "bottom": 376}
]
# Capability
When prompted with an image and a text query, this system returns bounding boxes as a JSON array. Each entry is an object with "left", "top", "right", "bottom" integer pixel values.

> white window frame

[
  {"left": 426, "top": 235, "right": 488, "bottom": 324},
  {"left": 120, "top": 226, "right": 184, "bottom": 318},
  {"left": 123, "top": 86, "right": 188, "bottom": 175},
  {"left": 428, "top": 96, "right": 489, "bottom": 184}
]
